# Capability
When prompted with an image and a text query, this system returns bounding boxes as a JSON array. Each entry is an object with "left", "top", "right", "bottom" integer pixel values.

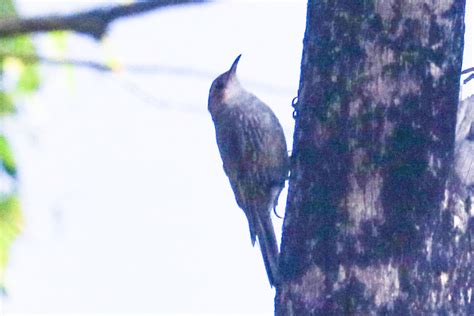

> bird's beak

[{"left": 228, "top": 54, "right": 242, "bottom": 77}]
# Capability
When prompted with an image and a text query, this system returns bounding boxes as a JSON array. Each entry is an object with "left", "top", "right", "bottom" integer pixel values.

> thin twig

[
  {"left": 464, "top": 74, "right": 474, "bottom": 85},
  {"left": 1, "top": 52, "right": 296, "bottom": 96},
  {"left": 0, "top": 52, "right": 213, "bottom": 77},
  {"left": 1, "top": 52, "right": 112, "bottom": 71},
  {"left": 463, "top": 67, "right": 474, "bottom": 84},
  {"left": 462, "top": 67, "right": 474, "bottom": 75}
]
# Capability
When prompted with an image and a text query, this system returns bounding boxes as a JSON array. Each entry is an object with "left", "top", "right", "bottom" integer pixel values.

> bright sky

[{"left": 1, "top": 1, "right": 473, "bottom": 314}]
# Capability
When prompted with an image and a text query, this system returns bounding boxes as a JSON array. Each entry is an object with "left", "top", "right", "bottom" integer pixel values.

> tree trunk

[{"left": 277, "top": 1, "right": 469, "bottom": 314}]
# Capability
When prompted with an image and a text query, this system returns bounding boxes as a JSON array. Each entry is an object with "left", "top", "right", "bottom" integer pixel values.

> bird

[{"left": 208, "top": 54, "right": 289, "bottom": 287}]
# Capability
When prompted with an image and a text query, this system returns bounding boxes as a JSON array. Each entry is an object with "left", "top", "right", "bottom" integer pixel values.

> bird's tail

[{"left": 255, "top": 212, "right": 279, "bottom": 287}]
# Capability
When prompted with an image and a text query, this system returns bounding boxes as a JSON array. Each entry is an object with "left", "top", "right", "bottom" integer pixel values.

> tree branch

[{"left": 0, "top": 0, "right": 208, "bottom": 40}]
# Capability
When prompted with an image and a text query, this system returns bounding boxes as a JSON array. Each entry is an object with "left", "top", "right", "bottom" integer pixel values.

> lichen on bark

[{"left": 277, "top": 0, "right": 469, "bottom": 314}]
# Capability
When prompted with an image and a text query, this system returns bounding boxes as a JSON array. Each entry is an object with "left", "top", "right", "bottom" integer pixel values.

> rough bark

[{"left": 277, "top": 1, "right": 469, "bottom": 315}]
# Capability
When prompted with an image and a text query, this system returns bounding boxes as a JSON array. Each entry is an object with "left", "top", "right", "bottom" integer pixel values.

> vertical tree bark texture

[{"left": 277, "top": 1, "right": 468, "bottom": 314}]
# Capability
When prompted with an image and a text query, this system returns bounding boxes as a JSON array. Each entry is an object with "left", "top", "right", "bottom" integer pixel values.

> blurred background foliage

[{"left": 0, "top": 0, "right": 40, "bottom": 292}]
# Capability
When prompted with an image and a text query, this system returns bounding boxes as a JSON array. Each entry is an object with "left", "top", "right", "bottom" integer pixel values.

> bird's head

[{"left": 208, "top": 54, "right": 242, "bottom": 114}]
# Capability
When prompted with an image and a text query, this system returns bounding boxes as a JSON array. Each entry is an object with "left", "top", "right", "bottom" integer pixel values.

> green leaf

[
  {"left": 49, "top": 30, "right": 69, "bottom": 54},
  {"left": 0, "top": 0, "right": 24, "bottom": 292},
  {"left": 0, "top": 0, "right": 16, "bottom": 18},
  {"left": 0, "top": 195, "right": 22, "bottom": 287},
  {"left": 0, "top": 35, "right": 36, "bottom": 56},
  {"left": 0, "top": 36, "right": 41, "bottom": 95},
  {"left": 0, "top": 92, "right": 15, "bottom": 115},
  {"left": 17, "top": 63, "right": 40, "bottom": 93},
  {"left": 0, "top": 135, "right": 17, "bottom": 177}
]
